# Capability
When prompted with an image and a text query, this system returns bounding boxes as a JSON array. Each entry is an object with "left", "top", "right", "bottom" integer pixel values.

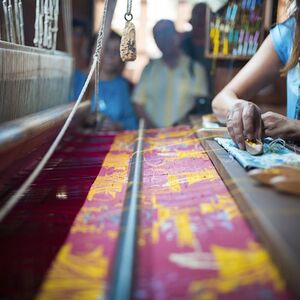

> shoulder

[
  {"left": 270, "top": 17, "right": 295, "bottom": 64},
  {"left": 140, "top": 59, "right": 160, "bottom": 77}
]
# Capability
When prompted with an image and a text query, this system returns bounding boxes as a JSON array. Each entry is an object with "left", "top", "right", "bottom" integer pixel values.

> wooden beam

[
  {"left": 0, "top": 101, "right": 89, "bottom": 153},
  {"left": 200, "top": 138, "right": 300, "bottom": 299}
]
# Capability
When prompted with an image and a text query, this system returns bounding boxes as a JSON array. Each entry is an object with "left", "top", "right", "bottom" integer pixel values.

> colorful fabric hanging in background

[
  {"left": 216, "top": 137, "right": 300, "bottom": 170},
  {"left": 38, "top": 127, "right": 290, "bottom": 300}
]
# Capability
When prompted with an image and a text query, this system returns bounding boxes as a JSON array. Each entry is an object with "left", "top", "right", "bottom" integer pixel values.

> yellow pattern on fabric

[
  {"left": 102, "top": 153, "right": 131, "bottom": 170},
  {"left": 71, "top": 223, "right": 104, "bottom": 234},
  {"left": 156, "top": 129, "right": 195, "bottom": 139},
  {"left": 167, "top": 175, "right": 181, "bottom": 192},
  {"left": 37, "top": 244, "right": 108, "bottom": 300},
  {"left": 87, "top": 169, "right": 128, "bottom": 200},
  {"left": 184, "top": 169, "right": 218, "bottom": 185},
  {"left": 109, "top": 133, "right": 136, "bottom": 151},
  {"left": 174, "top": 214, "right": 196, "bottom": 247},
  {"left": 200, "top": 194, "right": 241, "bottom": 220},
  {"left": 188, "top": 243, "right": 285, "bottom": 299},
  {"left": 176, "top": 150, "right": 207, "bottom": 160},
  {"left": 150, "top": 196, "right": 170, "bottom": 244},
  {"left": 148, "top": 196, "right": 195, "bottom": 247}
]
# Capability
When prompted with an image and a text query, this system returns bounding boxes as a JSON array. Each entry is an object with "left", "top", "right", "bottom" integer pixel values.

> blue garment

[
  {"left": 71, "top": 69, "right": 87, "bottom": 101},
  {"left": 215, "top": 138, "right": 300, "bottom": 170},
  {"left": 270, "top": 17, "right": 297, "bottom": 119},
  {"left": 92, "top": 76, "right": 138, "bottom": 130}
]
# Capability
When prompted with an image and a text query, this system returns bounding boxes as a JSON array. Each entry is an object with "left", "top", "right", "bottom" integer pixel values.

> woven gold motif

[{"left": 120, "top": 21, "right": 136, "bottom": 62}]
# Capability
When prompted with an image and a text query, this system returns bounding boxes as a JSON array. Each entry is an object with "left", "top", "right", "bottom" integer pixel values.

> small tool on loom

[
  {"left": 109, "top": 119, "right": 144, "bottom": 300},
  {"left": 120, "top": 0, "right": 136, "bottom": 62},
  {"left": 197, "top": 127, "right": 230, "bottom": 139},
  {"left": 245, "top": 138, "right": 263, "bottom": 155},
  {"left": 2, "top": 0, "right": 10, "bottom": 42},
  {"left": 249, "top": 165, "right": 300, "bottom": 185},
  {"left": 0, "top": 0, "right": 110, "bottom": 222},
  {"left": 270, "top": 175, "right": 300, "bottom": 197}
]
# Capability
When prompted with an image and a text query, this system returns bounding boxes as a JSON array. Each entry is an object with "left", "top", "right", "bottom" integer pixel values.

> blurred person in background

[
  {"left": 90, "top": 31, "right": 138, "bottom": 130},
  {"left": 71, "top": 19, "right": 90, "bottom": 101},
  {"left": 133, "top": 19, "right": 209, "bottom": 128}
]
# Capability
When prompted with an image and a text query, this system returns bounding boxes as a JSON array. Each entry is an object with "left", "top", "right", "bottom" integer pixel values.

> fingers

[
  {"left": 262, "top": 112, "right": 288, "bottom": 138},
  {"left": 227, "top": 106, "right": 245, "bottom": 149},
  {"left": 226, "top": 101, "right": 262, "bottom": 149},
  {"left": 242, "top": 104, "right": 255, "bottom": 140},
  {"left": 231, "top": 109, "right": 245, "bottom": 149}
]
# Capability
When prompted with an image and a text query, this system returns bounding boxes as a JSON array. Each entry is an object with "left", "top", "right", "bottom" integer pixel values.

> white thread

[
  {"left": 18, "top": 0, "right": 25, "bottom": 45},
  {"left": 0, "top": 0, "right": 110, "bottom": 223}
]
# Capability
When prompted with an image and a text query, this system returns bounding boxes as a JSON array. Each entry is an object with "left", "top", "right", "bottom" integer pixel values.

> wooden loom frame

[{"left": 199, "top": 137, "right": 300, "bottom": 299}]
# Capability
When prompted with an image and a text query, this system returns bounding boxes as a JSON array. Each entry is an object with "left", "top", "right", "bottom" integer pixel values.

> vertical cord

[
  {"left": 7, "top": 0, "right": 15, "bottom": 42},
  {"left": 3, "top": 0, "right": 10, "bottom": 42},
  {"left": 52, "top": 0, "right": 59, "bottom": 50},
  {"left": 126, "top": 0, "right": 132, "bottom": 15},
  {"left": 13, "top": 0, "right": 20, "bottom": 43},
  {"left": 33, "top": 0, "right": 39, "bottom": 46},
  {"left": 94, "top": 0, "right": 109, "bottom": 129},
  {"left": 18, "top": 0, "right": 25, "bottom": 45}
]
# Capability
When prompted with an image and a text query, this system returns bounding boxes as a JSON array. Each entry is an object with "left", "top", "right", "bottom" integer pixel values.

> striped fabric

[{"left": 133, "top": 54, "right": 208, "bottom": 127}]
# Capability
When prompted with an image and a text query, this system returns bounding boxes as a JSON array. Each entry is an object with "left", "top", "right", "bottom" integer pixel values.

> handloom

[{"left": 0, "top": 0, "right": 300, "bottom": 300}]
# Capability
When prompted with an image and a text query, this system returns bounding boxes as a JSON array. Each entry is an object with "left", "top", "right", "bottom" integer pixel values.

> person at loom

[
  {"left": 71, "top": 19, "right": 90, "bottom": 101},
  {"left": 133, "top": 19, "right": 209, "bottom": 128},
  {"left": 91, "top": 31, "right": 138, "bottom": 130},
  {"left": 212, "top": 0, "right": 300, "bottom": 150}
]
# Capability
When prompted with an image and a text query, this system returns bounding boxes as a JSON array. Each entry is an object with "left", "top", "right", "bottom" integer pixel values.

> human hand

[
  {"left": 226, "top": 101, "right": 262, "bottom": 149},
  {"left": 262, "top": 112, "right": 300, "bottom": 141}
]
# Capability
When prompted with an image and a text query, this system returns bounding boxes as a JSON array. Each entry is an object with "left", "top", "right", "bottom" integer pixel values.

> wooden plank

[
  {"left": 201, "top": 139, "right": 300, "bottom": 299},
  {"left": 0, "top": 101, "right": 90, "bottom": 153}
]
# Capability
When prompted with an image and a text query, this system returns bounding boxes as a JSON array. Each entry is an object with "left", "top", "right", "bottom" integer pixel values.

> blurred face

[
  {"left": 72, "top": 27, "right": 88, "bottom": 53},
  {"left": 102, "top": 38, "right": 123, "bottom": 74},
  {"left": 190, "top": 4, "right": 206, "bottom": 36},
  {"left": 153, "top": 27, "right": 180, "bottom": 56}
]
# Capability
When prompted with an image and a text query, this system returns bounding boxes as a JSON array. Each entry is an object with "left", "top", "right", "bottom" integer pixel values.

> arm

[
  {"left": 212, "top": 35, "right": 283, "bottom": 148},
  {"left": 262, "top": 112, "right": 300, "bottom": 142}
]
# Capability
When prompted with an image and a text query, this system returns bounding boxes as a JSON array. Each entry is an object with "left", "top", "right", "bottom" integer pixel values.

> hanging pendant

[{"left": 120, "top": 17, "right": 136, "bottom": 62}]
